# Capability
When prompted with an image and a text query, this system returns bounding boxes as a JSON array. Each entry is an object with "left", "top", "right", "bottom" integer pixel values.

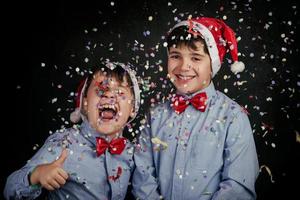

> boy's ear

[
  {"left": 130, "top": 107, "right": 135, "bottom": 118},
  {"left": 82, "top": 97, "right": 88, "bottom": 112}
]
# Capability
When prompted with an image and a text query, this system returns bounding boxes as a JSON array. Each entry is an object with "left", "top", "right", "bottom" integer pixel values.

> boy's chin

[
  {"left": 96, "top": 124, "right": 123, "bottom": 136},
  {"left": 176, "top": 87, "right": 196, "bottom": 95},
  {"left": 176, "top": 85, "right": 208, "bottom": 94}
]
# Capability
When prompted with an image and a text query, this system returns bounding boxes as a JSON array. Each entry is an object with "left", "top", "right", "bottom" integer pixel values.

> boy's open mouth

[{"left": 98, "top": 103, "right": 118, "bottom": 121}]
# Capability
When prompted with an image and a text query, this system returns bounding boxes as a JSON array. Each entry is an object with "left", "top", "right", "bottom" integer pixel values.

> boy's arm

[
  {"left": 212, "top": 110, "right": 259, "bottom": 200},
  {"left": 132, "top": 114, "right": 161, "bottom": 200},
  {"left": 3, "top": 133, "right": 65, "bottom": 200},
  {"left": 4, "top": 165, "right": 42, "bottom": 200}
]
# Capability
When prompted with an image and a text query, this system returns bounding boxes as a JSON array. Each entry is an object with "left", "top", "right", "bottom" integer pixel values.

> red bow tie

[
  {"left": 171, "top": 92, "right": 207, "bottom": 114},
  {"left": 96, "top": 137, "right": 126, "bottom": 156}
]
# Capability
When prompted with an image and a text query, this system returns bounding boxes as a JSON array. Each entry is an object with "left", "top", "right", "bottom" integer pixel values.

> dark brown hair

[
  {"left": 167, "top": 26, "right": 209, "bottom": 54},
  {"left": 84, "top": 64, "right": 133, "bottom": 96}
]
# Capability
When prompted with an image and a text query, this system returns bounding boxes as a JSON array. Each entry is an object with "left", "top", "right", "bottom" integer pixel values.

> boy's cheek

[
  {"left": 167, "top": 60, "right": 176, "bottom": 70},
  {"left": 167, "top": 63, "right": 176, "bottom": 71}
]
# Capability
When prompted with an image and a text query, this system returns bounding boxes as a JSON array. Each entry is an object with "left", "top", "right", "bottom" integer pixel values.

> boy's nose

[
  {"left": 102, "top": 90, "right": 116, "bottom": 99},
  {"left": 180, "top": 60, "right": 192, "bottom": 71}
]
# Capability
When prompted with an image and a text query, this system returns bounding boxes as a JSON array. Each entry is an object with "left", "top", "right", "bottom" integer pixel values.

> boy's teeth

[
  {"left": 178, "top": 75, "right": 193, "bottom": 80},
  {"left": 100, "top": 104, "right": 116, "bottom": 111},
  {"left": 179, "top": 75, "right": 187, "bottom": 80}
]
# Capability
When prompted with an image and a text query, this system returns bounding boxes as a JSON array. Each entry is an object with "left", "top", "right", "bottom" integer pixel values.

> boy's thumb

[{"left": 55, "top": 149, "right": 68, "bottom": 166}]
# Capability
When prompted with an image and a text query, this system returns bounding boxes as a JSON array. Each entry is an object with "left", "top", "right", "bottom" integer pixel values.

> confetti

[
  {"left": 296, "top": 131, "right": 300, "bottom": 143},
  {"left": 151, "top": 137, "right": 168, "bottom": 150},
  {"left": 260, "top": 165, "right": 275, "bottom": 183},
  {"left": 108, "top": 166, "right": 122, "bottom": 181}
]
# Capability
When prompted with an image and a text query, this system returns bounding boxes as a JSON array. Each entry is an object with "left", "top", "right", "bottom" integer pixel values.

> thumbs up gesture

[{"left": 30, "top": 149, "right": 69, "bottom": 191}]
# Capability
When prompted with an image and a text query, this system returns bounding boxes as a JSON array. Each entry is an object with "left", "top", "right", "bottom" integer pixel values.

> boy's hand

[{"left": 30, "top": 149, "right": 69, "bottom": 190}]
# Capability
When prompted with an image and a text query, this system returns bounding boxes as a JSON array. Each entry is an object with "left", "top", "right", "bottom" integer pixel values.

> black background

[{"left": 2, "top": 0, "right": 299, "bottom": 199}]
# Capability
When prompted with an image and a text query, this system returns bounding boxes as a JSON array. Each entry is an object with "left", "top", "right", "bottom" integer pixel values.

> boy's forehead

[
  {"left": 171, "top": 41, "right": 206, "bottom": 53},
  {"left": 93, "top": 71, "right": 131, "bottom": 87}
]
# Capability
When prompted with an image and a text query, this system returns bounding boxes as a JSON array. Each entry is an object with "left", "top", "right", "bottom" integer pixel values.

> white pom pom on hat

[
  {"left": 70, "top": 107, "right": 82, "bottom": 123},
  {"left": 169, "top": 17, "right": 245, "bottom": 77},
  {"left": 231, "top": 61, "right": 245, "bottom": 74}
]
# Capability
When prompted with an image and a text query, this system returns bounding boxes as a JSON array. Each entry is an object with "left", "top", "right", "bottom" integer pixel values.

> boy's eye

[
  {"left": 96, "top": 88, "right": 105, "bottom": 97},
  {"left": 192, "top": 57, "right": 201, "bottom": 61},
  {"left": 170, "top": 55, "right": 180, "bottom": 59}
]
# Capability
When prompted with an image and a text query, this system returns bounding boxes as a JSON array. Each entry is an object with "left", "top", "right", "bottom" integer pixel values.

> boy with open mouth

[{"left": 4, "top": 61, "right": 140, "bottom": 200}]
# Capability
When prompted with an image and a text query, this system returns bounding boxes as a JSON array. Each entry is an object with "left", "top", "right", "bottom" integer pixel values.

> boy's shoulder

[
  {"left": 150, "top": 100, "right": 172, "bottom": 112},
  {"left": 148, "top": 100, "right": 173, "bottom": 118},
  {"left": 214, "top": 89, "right": 248, "bottom": 117},
  {"left": 44, "top": 126, "right": 81, "bottom": 145}
]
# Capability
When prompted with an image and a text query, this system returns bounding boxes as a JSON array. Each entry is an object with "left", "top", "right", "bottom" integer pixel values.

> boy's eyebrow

[
  {"left": 190, "top": 52, "right": 206, "bottom": 57},
  {"left": 119, "top": 83, "right": 134, "bottom": 92},
  {"left": 168, "top": 50, "right": 180, "bottom": 54},
  {"left": 169, "top": 50, "right": 206, "bottom": 57}
]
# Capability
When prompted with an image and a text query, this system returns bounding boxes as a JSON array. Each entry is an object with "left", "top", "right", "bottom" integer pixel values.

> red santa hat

[
  {"left": 170, "top": 17, "right": 245, "bottom": 77},
  {"left": 70, "top": 78, "right": 88, "bottom": 123}
]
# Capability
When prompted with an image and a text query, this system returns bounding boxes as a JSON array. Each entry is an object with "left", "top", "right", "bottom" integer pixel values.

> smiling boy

[{"left": 132, "top": 17, "right": 259, "bottom": 200}]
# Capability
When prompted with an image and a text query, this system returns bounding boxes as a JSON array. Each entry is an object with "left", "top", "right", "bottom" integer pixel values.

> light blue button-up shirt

[
  {"left": 4, "top": 119, "right": 134, "bottom": 200},
  {"left": 132, "top": 82, "right": 259, "bottom": 200}
]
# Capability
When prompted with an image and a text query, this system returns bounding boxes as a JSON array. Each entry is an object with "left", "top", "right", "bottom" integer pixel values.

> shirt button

[{"left": 176, "top": 169, "right": 181, "bottom": 175}]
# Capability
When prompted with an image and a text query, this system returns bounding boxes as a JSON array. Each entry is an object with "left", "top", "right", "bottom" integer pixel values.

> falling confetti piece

[
  {"left": 151, "top": 137, "right": 168, "bottom": 150},
  {"left": 51, "top": 98, "right": 58, "bottom": 103},
  {"left": 108, "top": 166, "right": 122, "bottom": 181},
  {"left": 296, "top": 131, "right": 300, "bottom": 143},
  {"left": 260, "top": 165, "right": 275, "bottom": 183}
]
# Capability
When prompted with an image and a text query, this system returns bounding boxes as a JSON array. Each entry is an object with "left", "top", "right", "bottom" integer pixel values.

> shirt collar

[
  {"left": 176, "top": 81, "right": 217, "bottom": 101},
  {"left": 79, "top": 118, "right": 123, "bottom": 146}
]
